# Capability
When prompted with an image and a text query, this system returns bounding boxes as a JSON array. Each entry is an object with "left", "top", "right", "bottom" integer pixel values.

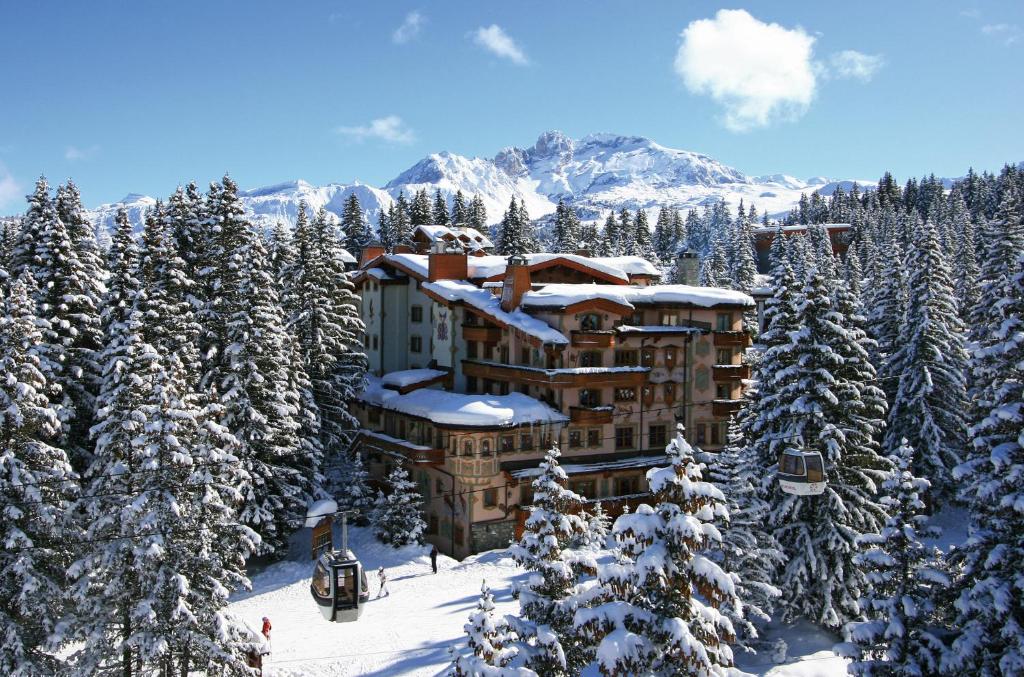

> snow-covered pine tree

[
  {"left": 770, "top": 266, "right": 890, "bottom": 630},
  {"left": 166, "top": 181, "right": 206, "bottom": 290},
  {"left": 653, "top": 207, "right": 673, "bottom": 260},
  {"left": 496, "top": 198, "right": 520, "bottom": 256},
  {"left": 946, "top": 249, "right": 1024, "bottom": 676},
  {"left": 836, "top": 438, "right": 949, "bottom": 676},
  {"left": 573, "top": 428, "right": 740, "bottom": 675},
  {"left": 342, "top": 193, "right": 372, "bottom": 262},
  {"left": 953, "top": 216, "right": 981, "bottom": 325},
  {"left": 517, "top": 200, "right": 538, "bottom": 254},
  {"left": 885, "top": 221, "right": 969, "bottom": 500},
  {"left": 469, "top": 195, "right": 488, "bottom": 231},
  {"left": 0, "top": 274, "right": 78, "bottom": 676},
  {"left": 392, "top": 192, "right": 413, "bottom": 248},
  {"left": 432, "top": 189, "right": 450, "bottom": 225},
  {"left": 55, "top": 179, "right": 106, "bottom": 320},
  {"left": 867, "top": 235, "right": 908, "bottom": 399},
  {"left": 451, "top": 190, "right": 469, "bottom": 226},
  {"left": 700, "top": 239, "right": 731, "bottom": 288},
  {"left": 551, "top": 199, "right": 581, "bottom": 254},
  {"left": 633, "top": 209, "right": 657, "bottom": 261},
  {"left": 378, "top": 207, "right": 395, "bottom": 253},
  {"left": 701, "top": 420, "right": 783, "bottom": 653},
  {"left": 447, "top": 582, "right": 536, "bottom": 677},
  {"left": 578, "top": 222, "right": 600, "bottom": 255},
  {"left": 332, "top": 448, "right": 374, "bottom": 525},
  {"left": 371, "top": 464, "right": 426, "bottom": 547},
  {"left": 599, "top": 211, "right": 619, "bottom": 256},
  {"left": 411, "top": 188, "right": 432, "bottom": 226},
  {"left": 581, "top": 501, "right": 611, "bottom": 550},
  {"left": 507, "top": 444, "right": 593, "bottom": 676}
]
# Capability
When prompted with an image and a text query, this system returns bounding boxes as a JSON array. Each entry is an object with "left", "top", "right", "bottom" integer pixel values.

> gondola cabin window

[
  {"left": 312, "top": 563, "right": 330, "bottom": 597},
  {"left": 336, "top": 568, "right": 356, "bottom": 604}
]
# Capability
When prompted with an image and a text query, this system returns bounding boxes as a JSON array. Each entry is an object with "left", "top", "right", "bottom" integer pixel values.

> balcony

[
  {"left": 462, "top": 360, "right": 648, "bottom": 388},
  {"left": 712, "top": 399, "right": 744, "bottom": 417},
  {"left": 358, "top": 430, "right": 444, "bottom": 465},
  {"left": 462, "top": 325, "right": 502, "bottom": 343},
  {"left": 712, "top": 364, "right": 751, "bottom": 381},
  {"left": 570, "top": 405, "right": 614, "bottom": 424},
  {"left": 571, "top": 330, "right": 615, "bottom": 348},
  {"left": 713, "top": 330, "right": 751, "bottom": 348}
]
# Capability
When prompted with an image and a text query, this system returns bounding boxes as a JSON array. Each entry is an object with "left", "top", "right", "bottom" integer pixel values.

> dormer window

[{"left": 580, "top": 313, "right": 602, "bottom": 331}]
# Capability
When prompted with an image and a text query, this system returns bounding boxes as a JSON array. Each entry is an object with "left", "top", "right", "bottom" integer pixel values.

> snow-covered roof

[
  {"left": 521, "top": 284, "right": 754, "bottom": 309},
  {"left": 413, "top": 224, "right": 493, "bottom": 250},
  {"left": 304, "top": 499, "right": 338, "bottom": 528},
  {"left": 365, "top": 267, "right": 396, "bottom": 280},
  {"left": 381, "top": 368, "right": 448, "bottom": 389},
  {"left": 375, "top": 252, "right": 652, "bottom": 284},
  {"left": 752, "top": 222, "right": 851, "bottom": 235},
  {"left": 423, "top": 279, "right": 569, "bottom": 346},
  {"left": 616, "top": 325, "right": 706, "bottom": 335},
  {"left": 339, "top": 248, "right": 357, "bottom": 264},
  {"left": 359, "top": 376, "right": 568, "bottom": 428},
  {"left": 590, "top": 256, "right": 661, "bottom": 277}
]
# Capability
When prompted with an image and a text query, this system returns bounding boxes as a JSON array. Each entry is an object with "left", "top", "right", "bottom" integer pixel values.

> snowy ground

[{"left": 229, "top": 523, "right": 851, "bottom": 676}]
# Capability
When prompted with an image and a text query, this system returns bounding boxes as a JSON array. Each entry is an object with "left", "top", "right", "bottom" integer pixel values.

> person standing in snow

[
  {"left": 377, "top": 566, "right": 390, "bottom": 598},
  {"left": 261, "top": 616, "right": 272, "bottom": 641},
  {"left": 430, "top": 545, "right": 438, "bottom": 574}
]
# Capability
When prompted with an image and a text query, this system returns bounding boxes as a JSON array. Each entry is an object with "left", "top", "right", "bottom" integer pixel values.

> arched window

[
  {"left": 463, "top": 440, "right": 474, "bottom": 456},
  {"left": 481, "top": 440, "right": 492, "bottom": 457},
  {"left": 580, "top": 313, "right": 602, "bottom": 331}
]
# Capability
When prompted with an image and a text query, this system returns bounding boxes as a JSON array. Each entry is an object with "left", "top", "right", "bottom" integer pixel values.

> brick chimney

[
  {"left": 360, "top": 241, "right": 385, "bottom": 267},
  {"left": 428, "top": 242, "right": 468, "bottom": 281},
  {"left": 501, "top": 254, "right": 531, "bottom": 312}
]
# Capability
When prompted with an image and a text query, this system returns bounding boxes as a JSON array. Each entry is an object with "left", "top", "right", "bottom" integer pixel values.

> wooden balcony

[
  {"left": 462, "top": 325, "right": 502, "bottom": 343},
  {"left": 569, "top": 405, "right": 614, "bottom": 424},
  {"left": 712, "top": 399, "right": 743, "bottom": 417},
  {"left": 571, "top": 330, "right": 615, "bottom": 348},
  {"left": 358, "top": 431, "right": 444, "bottom": 465},
  {"left": 713, "top": 330, "right": 751, "bottom": 348},
  {"left": 462, "top": 360, "right": 648, "bottom": 388},
  {"left": 712, "top": 364, "right": 751, "bottom": 381}
]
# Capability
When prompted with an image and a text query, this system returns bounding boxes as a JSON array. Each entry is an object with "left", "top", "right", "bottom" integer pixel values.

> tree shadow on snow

[{"left": 354, "top": 635, "right": 463, "bottom": 677}]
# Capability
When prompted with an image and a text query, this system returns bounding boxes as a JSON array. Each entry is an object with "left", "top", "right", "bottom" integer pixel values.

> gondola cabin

[
  {"left": 311, "top": 549, "right": 370, "bottom": 622},
  {"left": 778, "top": 449, "right": 826, "bottom": 496}
]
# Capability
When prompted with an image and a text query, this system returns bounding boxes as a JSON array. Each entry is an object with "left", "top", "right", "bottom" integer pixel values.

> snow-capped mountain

[{"left": 86, "top": 130, "right": 876, "bottom": 230}]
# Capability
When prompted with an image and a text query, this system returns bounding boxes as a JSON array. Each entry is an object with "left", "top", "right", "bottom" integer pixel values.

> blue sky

[{"left": 0, "top": 1, "right": 1021, "bottom": 210}]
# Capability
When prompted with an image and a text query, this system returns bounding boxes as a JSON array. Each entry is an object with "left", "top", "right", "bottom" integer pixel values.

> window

[
  {"left": 481, "top": 440, "right": 491, "bottom": 456},
  {"left": 663, "top": 383, "right": 675, "bottom": 402},
  {"left": 615, "top": 426, "right": 634, "bottom": 450},
  {"left": 580, "top": 313, "right": 602, "bottom": 331},
  {"left": 521, "top": 347, "right": 530, "bottom": 364},
  {"left": 649, "top": 424, "right": 667, "bottom": 448},
  {"left": 435, "top": 478, "right": 444, "bottom": 494},
  {"left": 467, "top": 341, "right": 478, "bottom": 359},
  {"left": 569, "top": 430, "right": 583, "bottom": 448},
  {"left": 570, "top": 480, "right": 595, "bottom": 498},
  {"left": 664, "top": 347, "right": 677, "bottom": 366},
  {"left": 466, "top": 376, "right": 478, "bottom": 394},
  {"left": 614, "top": 350, "right": 639, "bottom": 367},
  {"left": 363, "top": 334, "right": 369, "bottom": 347},
  {"left": 615, "top": 387, "right": 636, "bottom": 402},
  {"left": 372, "top": 335, "right": 379, "bottom": 350},
  {"left": 579, "top": 388, "right": 602, "bottom": 407},
  {"left": 711, "top": 424, "right": 721, "bottom": 445},
  {"left": 520, "top": 485, "right": 534, "bottom": 505},
  {"left": 628, "top": 311, "right": 643, "bottom": 326},
  {"left": 695, "top": 424, "right": 707, "bottom": 445},
  {"left": 780, "top": 453, "right": 805, "bottom": 476},
  {"left": 428, "top": 514, "right": 439, "bottom": 534},
  {"left": 411, "top": 305, "right": 423, "bottom": 322},
  {"left": 520, "top": 433, "right": 534, "bottom": 451},
  {"left": 716, "top": 384, "right": 731, "bottom": 399},
  {"left": 464, "top": 313, "right": 478, "bottom": 326},
  {"left": 587, "top": 428, "right": 601, "bottom": 448},
  {"left": 312, "top": 563, "right": 330, "bottom": 597},
  {"left": 410, "top": 336, "right": 422, "bottom": 353},
  {"left": 615, "top": 476, "right": 640, "bottom": 495},
  {"left": 500, "top": 436, "right": 514, "bottom": 453},
  {"left": 716, "top": 313, "right": 732, "bottom": 331},
  {"left": 500, "top": 345, "right": 509, "bottom": 364},
  {"left": 462, "top": 440, "right": 474, "bottom": 456},
  {"left": 579, "top": 351, "right": 602, "bottom": 368},
  {"left": 483, "top": 488, "right": 498, "bottom": 508},
  {"left": 660, "top": 312, "right": 679, "bottom": 326},
  {"left": 641, "top": 349, "right": 654, "bottom": 368},
  {"left": 716, "top": 348, "right": 732, "bottom": 365}
]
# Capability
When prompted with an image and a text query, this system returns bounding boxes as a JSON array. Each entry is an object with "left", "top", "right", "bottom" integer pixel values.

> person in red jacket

[{"left": 261, "top": 617, "right": 272, "bottom": 641}]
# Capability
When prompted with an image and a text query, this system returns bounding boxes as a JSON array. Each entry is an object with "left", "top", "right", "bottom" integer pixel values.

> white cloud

[
  {"left": 829, "top": 50, "right": 884, "bottom": 81},
  {"left": 65, "top": 144, "right": 99, "bottom": 161},
  {"left": 0, "top": 163, "right": 22, "bottom": 213},
  {"left": 981, "top": 23, "right": 1021, "bottom": 45},
  {"left": 472, "top": 24, "right": 528, "bottom": 65},
  {"left": 392, "top": 11, "right": 424, "bottom": 44},
  {"left": 674, "top": 9, "right": 817, "bottom": 131},
  {"left": 334, "top": 116, "right": 415, "bottom": 144}
]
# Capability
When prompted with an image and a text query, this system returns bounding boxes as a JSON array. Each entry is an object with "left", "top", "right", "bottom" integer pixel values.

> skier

[
  {"left": 377, "top": 566, "right": 390, "bottom": 598},
  {"left": 261, "top": 616, "right": 272, "bottom": 640},
  {"left": 430, "top": 545, "right": 438, "bottom": 574}
]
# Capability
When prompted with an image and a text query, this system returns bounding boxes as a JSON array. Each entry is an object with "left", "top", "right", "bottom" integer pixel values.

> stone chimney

[
  {"left": 676, "top": 250, "right": 699, "bottom": 285},
  {"left": 360, "top": 241, "right": 385, "bottom": 267},
  {"left": 428, "top": 241, "right": 468, "bottom": 281},
  {"left": 501, "top": 254, "right": 532, "bottom": 312}
]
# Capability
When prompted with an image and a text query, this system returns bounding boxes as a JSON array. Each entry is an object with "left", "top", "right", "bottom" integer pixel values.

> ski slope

[{"left": 229, "top": 524, "right": 850, "bottom": 676}]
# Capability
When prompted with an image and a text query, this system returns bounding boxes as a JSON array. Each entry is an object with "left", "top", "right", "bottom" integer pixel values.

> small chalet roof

[
  {"left": 752, "top": 222, "right": 851, "bottom": 235},
  {"left": 520, "top": 284, "right": 754, "bottom": 310},
  {"left": 381, "top": 368, "right": 449, "bottom": 393},
  {"left": 616, "top": 325, "right": 707, "bottom": 336},
  {"left": 503, "top": 452, "right": 666, "bottom": 479},
  {"left": 422, "top": 279, "right": 569, "bottom": 346},
  {"left": 359, "top": 376, "right": 568, "bottom": 428},
  {"left": 413, "top": 224, "right": 493, "bottom": 250},
  {"left": 338, "top": 248, "right": 357, "bottom": 264}
]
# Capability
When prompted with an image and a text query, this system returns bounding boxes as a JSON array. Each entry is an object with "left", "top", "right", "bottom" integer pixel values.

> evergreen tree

[
  {"left": 371, "top": 464, "right": 426, "bottom": 546},
  {"left": 769, "top": 266, "right": 890, "bottom": 629},
  {"left": 330, "top": 448, "right": 374, "bottom": 525},
  {"left": 581, "top": 502, "right": 611, "bottom": 550},
  {"left": 410, "top": 188, "right": 432, "bottom": 226},
  {"left": 599, "top": 211, "right": 619, "bottom": 256},
  {"left": 947, "top": 249, "right": 1024, "bottom": 676},
  {"left": 885, "top": 221, "right": 969, "bottom": 499},
  {"left": 836, "top": 439, "right": 949, "bottom": 677},
  {"left": 432, "top": 189, "right": 450, "bottom": 225},
  {"left": 451, "top": 190, "right": 469, "bottom": 226},
  {"left": 551, "top": 199, "right": 581, "bottom": 254},
  {"left": 377, "top": 208, "right": 394, "bottom": 253},
  {"left": 507, "top": 445, "right": 592, "bottom": 676},
  {"left": 867, "top": 236, "right": 908, "bottom": 399},
  {"left": 953, "top": 217, "right": 981, "bottom": 325},
  {"left": 653, "top": 207, "right": 673, "bottom": 260},
  {"left": 392, "top": 192, "right": 413, "bottom": 248},
  {"left": 0, "top": 274, "right": 77, "bottom": 676},
  {"left": 166, "top": 181, "right": 206, "bottom": 289},
  {"left": 469, "top": 195, "right": 488, "bottom": 231},
  {"left": 447, "top": 582, "right": 535, "bottom": 677},
  {"left": 574, "top": 429, "right": 741, "bottom": 675},
  {"left": 700, "top": 239, "right": 731, "bottom": 287},
  {"left": 341, "top": 193, "right": 372, "bottom": 261},
  {"left": 633, "top": 209, "right": 656, "bottom": 260}
]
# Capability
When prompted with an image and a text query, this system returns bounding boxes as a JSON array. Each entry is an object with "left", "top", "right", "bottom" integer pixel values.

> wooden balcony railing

[
  {"left": 569, "top": 405, "right": 614, "bottom": 424},
  {"left": 571, "top": 330, "right": 615, "bottom": 348},
  {"left": 358, "top": 431, "right": 444, "bottom": 465},
  {"left": 712, "top": 399, "right": 744, "bottom": 417},
  {"left": 462, "top": 325, "right": 502, "bottom": 343},
  {"left": 462, "top": 360, "right": 648, "bottom": 388},
  {"left": 712, "top": 364, "right": 751, "bottom": 381},
  {"left": 712, "top": 331, "right": 751, "bottom": 348}
]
